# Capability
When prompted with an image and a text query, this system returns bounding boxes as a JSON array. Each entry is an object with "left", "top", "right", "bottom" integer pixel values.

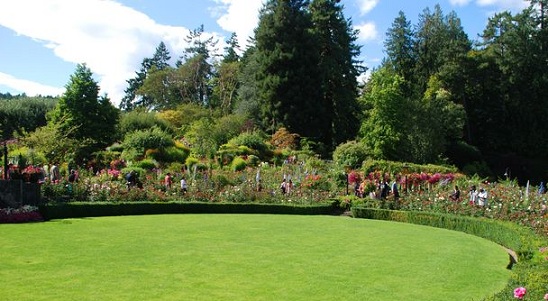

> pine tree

[
  {"left": 49, "top": 64, "right": 120, "bottom": 163},
  {"left": 120, "top": 42, "right": 171, "bottom": 110},
  {"left": 253, "top": 0, "right": 323, "bottom": 146},
  {"left": 310, "top": 0, "right": 364, "bottom": 150}
]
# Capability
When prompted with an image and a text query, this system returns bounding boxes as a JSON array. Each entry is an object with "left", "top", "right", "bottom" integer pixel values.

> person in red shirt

[{"left": 164, "top": 172, "right": 173, "bottom": 190}]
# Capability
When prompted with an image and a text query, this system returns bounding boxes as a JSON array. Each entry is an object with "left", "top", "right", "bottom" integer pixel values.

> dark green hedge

[{"left": 39, "top": 202, "right": 337, "bottom": 220}]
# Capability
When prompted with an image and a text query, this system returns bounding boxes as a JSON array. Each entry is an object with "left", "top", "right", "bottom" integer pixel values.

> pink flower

[
  {"left": 544, "top": 293, "right": 548, "bottom": 300},
  {"left": 513, "top": 287, "right": 526, "bottom": 299}
]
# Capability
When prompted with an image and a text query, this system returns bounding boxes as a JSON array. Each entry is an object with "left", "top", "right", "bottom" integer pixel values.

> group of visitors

[
  {"left": 280, "top": 178, "right": 293, "bottom": 195},
  {"left": 448, "top": 185, "right": 488, "bottom": 206},
  {"left": 125, "top": 171, "right": 188, "bottom": 194},
  {"left": 353, "top": 178, "right": 399, "bottom": 200}
]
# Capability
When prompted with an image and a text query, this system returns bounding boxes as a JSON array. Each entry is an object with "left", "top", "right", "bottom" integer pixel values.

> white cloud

[
  {"left": 357, "top": 0, "right": 379, "bottom": 15},
  {"left": 355, "top": 22, "right": 378, "bottom": 42},
  {"left": 212, "top": 0, "right": 264, "bottom": 49},
  {"left": 476, "top": 0, "right": 528, "bottom": 10},
  {"left": 0, "top": 0, "right": 192, "bottom": 105},
  {"left": 449, "top": 0, "right": 473, "bottom": 6},
  {"left": 0, "top": 72, "right": 64, "bottom": 97}
]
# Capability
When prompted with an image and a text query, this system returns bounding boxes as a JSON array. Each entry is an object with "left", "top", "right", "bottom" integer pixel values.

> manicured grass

[{"left": 0, "top": 214, "right": 510, "bottom": 301}]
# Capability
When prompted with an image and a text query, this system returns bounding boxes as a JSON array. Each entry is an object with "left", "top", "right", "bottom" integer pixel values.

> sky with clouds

[{"left": 0, "top": 0, "right": 529, "bottom": 106}]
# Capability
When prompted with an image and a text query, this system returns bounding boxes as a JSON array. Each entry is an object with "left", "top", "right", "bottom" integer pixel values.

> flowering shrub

[
  {"left": 513, "top": 287, "right": 526, "bottom": 299},
  {"left": 0, "top": 206, "right": 43, "bottom": 223}
]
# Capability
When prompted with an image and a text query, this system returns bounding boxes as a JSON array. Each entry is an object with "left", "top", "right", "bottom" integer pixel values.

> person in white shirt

[
  {"left": 477, "top": 188, "right": 488, "bottom": 206},
  {"left": 180, "top": 176, "right": 188, "bottom": 194}
]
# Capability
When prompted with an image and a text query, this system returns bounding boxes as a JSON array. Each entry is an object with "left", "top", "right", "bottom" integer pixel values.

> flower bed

[{"left": 0, "top": 205, "right": 43, "bottom": 223}]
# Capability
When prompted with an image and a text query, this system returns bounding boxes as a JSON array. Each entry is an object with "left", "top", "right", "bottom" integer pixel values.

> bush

[
  {"left": 119, "top": 110, "right": 173, "bottom": 137},
  {"left": 228, "top": 130, "right": 271, "bottom": 158},
  {"left": 333, "top": 140, "right": 370, "bottom": 168},
  {"left": 133, "top": 159, "right": 158, "bottom": 170},
  {"left": 122, "top": 126, "right": 175, "bottom": 161},
  {"left": 231, "top": 156, "right": 247, "bottom": 172},
  {"left": 361, "top": 159, "right": 458, "bottom": 175}
]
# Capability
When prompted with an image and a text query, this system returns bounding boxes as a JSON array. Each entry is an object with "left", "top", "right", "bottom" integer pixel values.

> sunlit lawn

[{"left": 0, "top": 214, "right": 510, "bottom": 301}]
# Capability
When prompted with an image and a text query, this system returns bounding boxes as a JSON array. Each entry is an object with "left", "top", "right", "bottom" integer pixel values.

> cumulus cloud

[
  {"left": 212, "top": 0, "right": 264, "bottom": 49},
  {"left": 0, "top": 72, "right": 64, "bottom": 97},
  {"left": 449, "top": 0, "right": 473, "bottom": 6},
  {"left": 476, "top": 0, "right": 529, "bottom": 10},
  {"left": 355, "top": 22, "right": 378, "bottom": 42},
  {"left": 0, "top": 0, "right": 192, "bottom": 105},
  {"left": 357, "top": 0, "right": 379, "bottom": 15}
]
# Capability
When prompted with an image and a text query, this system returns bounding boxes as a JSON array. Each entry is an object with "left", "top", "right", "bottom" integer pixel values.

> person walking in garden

[
  {"left": 280, "top": 179, "right": 287, "bottom": 194},
  {"left": 449, "top": 185, "right": 460, "bottom": 201},
  {"left": 164, "top": 172, "right": 173, "bottom": 190},
  {"left": 477, "top": 187, "right": 488, "bottom": 206},
  {"left": 68, "top": 169, "right": 77, "bottom": 183},
  {"left": 50, "top": 163, "right": 60, "bottom": 183},
  {"left": 391, "top": 178, "right": 400, "bottom": 200},
  {"left": 469, "top": 185, "right": 478, "bottom": 205},
  {"left": 180, "top": 176, "right": 188, "bottom": 194},
  {"left": 125, "top": 170, "right": 137, "bottom": 191}
]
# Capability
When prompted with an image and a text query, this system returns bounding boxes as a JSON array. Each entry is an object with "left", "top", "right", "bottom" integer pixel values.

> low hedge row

[
  {"left": 351, "top": 206, "right": 548, "bottom": 301},
  {"left": 38, "top": 202, "right": 338, "bottom": 220}
]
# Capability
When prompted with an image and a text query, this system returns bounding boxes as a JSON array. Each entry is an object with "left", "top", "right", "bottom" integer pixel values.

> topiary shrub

[
  {"left": 231, "top": 156, "right": 247, "bottom": 172},
  {"left": 228, "top": 130, "right": 271, "bottom": 159},
  {"left": 121, "top": 126, "right": 174, "bottom": 161},
  {"left": 333, "top": 140, "right": 371, "bottom": 169},
  {"left": 133, "top": 159, "right": 158, "bottom": 170}
]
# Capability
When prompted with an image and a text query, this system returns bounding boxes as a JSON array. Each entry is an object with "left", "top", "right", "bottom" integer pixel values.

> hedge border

[{"left": 38, "top": 202, "right": 339, "bottom": 220}]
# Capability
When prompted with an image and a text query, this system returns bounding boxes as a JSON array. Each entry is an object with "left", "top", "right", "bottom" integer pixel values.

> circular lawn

[{"left": 0, "top": 214, "right": 511, "bottom": 300}]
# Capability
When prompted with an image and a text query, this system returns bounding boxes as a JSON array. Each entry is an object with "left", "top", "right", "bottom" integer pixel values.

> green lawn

[{"left": 0, "top": 214, "right": 510, "bottom": 301}]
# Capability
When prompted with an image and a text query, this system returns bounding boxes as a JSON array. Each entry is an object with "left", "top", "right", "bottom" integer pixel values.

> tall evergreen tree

[
  {"left": 49, "top": 64, "right": 120, "bottom": 163},
  {"left": 310, "top": 0, "right": 363, "bottom": 149},
  {"left": 177, "top": 25, "right": 218, "bottom": 107},
  {"left": 120, "top": 42, "right": 172, "bottom": 110},
  {"left": 254, "top": 0, "right": 324, "bottom": 150},
  {"left": 384, "top": 11, "right": 415, "bottom": 88}
]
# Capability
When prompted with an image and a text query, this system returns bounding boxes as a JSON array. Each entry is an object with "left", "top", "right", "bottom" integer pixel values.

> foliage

[
  {"left": 0, "top": 96, "right": 57, "bottom": 140},
  {"left": 270, "top": 127, "right": 299, "bottom": 150},
  {"left": 121, "top": 126, "right": 174, "bottom": 161},
  {"left": 22, "top": 119, "right": 82, "bottom": 164},
  {"left": 253, "top": 0, "right": 323, "bottom": 143},
  {"left": 309, "top": 0, "right": 363, "bottom": 149},
  {"left": 228, "top": 130, "right": 271, "bottom": 158},
  {"left": 361, "top": 159, "right": 458, "bottom": 175},
  {"left": 132, "top": 159, "right": 158, "bottom": 170},
  {"left": 120, "top": 41, "right": 171, "bottom": 110},
  {"left": 118, "top": 110, "right": 173, "bottom": 137},
  {"left": 48, "top": 64, "right": 120, "bottom": 164},
  {"left": 332, "top": 140, "right": 370, "bottom": 168},
  {"left": 230, "top": 156, "right": 247, "bottom": 172}
]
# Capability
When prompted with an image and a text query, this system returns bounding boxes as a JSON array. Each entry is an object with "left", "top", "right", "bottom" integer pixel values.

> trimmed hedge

[{"left": 39, "top": 202, "right": 338, "bottom": 220}]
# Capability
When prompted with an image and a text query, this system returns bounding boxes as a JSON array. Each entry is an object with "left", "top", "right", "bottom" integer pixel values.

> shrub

[
  {"left": 133, "top": 159, "right": 158, "bottom": 170},
  {"left": 333, "top": 140, "right": 370, "bottom": 168},
  {"left": 119, "top": 110, "right": 173, "bottom": 137},
  {"left": 231, "top": 156, "right": 247, "bottom": 172},
  {"left": 228, "top": 130, "right": 271, "bottom": 158},
  {"left": 185, "top": 156, "right": 199, "bottom": 169},
  {"left": 122, "top": 126, "right": 175, "bottom": 161},
  {"left": 246, "top": 155, "right": 261, "bottom": 167},
  {"left": 270, "top": 127, "right": 300, "bottom": 150}
]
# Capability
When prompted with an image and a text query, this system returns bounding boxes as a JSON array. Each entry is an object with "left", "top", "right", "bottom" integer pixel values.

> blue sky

[{"left": 0, "top": 0, "right": 529, "bottom": 106}]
